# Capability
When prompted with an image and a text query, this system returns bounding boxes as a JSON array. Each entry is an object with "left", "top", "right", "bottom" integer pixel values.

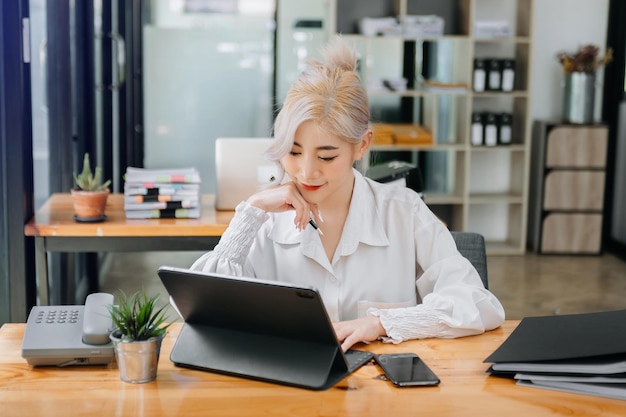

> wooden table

[
  {"left": 1, "top": 321, "right": 624, "bottom": 417},
  {"left": 24, "top": 193, "right": 234, "bottom": 305}
]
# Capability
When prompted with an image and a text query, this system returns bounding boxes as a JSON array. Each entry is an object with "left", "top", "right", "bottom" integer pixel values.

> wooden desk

[
  {"left": 1, "top": 321, "right": 624, "bottom": 417},
  {"left": 24, "top": 193, "right": 233, "bottom": 305}
]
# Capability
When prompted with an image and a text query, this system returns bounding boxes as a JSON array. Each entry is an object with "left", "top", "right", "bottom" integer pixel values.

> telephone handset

[
  {"left": 21, "top": 293, "right": 115, "bottom": 367},
  {"left": 82, "top": 293, "right": 115, "bottom": 345}
]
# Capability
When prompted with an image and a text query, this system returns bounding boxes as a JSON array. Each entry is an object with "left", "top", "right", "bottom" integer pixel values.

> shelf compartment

[
  {"left": 541, "top": 213, "right": 603, "bottom": 254},
  {"left": 545, "top": 125, "right": 609, "bottom": 168},
  {"left": 370, "top": 95, "right": 469, "bottom": 146},
  {"left": 469, "top": 201, "right": 525, "bottom": 254},
  {"left": 423, "top": 94, "right": 470, "bottom": 145},
  {"left": 422, "top": 150, "right": 466, "bottom": 197},
  {"left": 367, "top": 148, "right": 466, "bottom": 199},
  {"left": 469, "top": 148, "right": 525, "bottom": 196},
  {"left": 473, "top": 41, "right": 530, "bottom": 91},
  {"left": 407, "top": 0, "right": 471, "bottom": 36},
  {"left": 543, "top": 171, "right": 605, "bottom": 211},
  {"left": 471, "top": 95, "right": 529, "bottom": 145},
  {"left": 473, "top": 0, "right": 533, "bottom": 38}
]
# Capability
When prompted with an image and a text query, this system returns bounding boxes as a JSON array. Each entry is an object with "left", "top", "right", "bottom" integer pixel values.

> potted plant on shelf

[
  {"left": 71, "top": 152, "right": 111, "bottom": 222},
  {"left": 108, "top": 289, "right": 172, "bottom": 383},
  {"left": 556, "top": 44, "right": 613, "bottom": 124}
]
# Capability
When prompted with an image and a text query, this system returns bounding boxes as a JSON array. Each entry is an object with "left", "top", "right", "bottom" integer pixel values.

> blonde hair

[{"left": 264, "top": 35, "right": 370, "bottom": 179}]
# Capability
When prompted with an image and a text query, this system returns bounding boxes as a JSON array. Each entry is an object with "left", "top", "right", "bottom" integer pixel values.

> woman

[{"left": 191, "top": 36, "right": 505, "bottom": 351}]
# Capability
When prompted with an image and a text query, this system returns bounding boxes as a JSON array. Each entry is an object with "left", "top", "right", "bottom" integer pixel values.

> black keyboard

[{"left": 345, "top": 349, "right": 374, "bottom": 371}]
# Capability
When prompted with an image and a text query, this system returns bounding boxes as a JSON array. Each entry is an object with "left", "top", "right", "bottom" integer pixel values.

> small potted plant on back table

[{"left": 71, "top": 152, "right": 111, "bottom": 222}]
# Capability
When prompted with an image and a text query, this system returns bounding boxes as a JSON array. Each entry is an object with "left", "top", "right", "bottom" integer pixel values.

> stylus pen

[{"left": 309, "top": 218, "right": 324, "bottom": 236}]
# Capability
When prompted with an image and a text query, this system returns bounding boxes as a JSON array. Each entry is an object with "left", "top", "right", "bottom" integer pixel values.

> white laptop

[{"left": 214, "top": 138, "right": 281, "bottom": 210}]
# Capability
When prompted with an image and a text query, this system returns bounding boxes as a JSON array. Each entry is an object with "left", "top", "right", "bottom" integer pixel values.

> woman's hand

[
  {"left": 246, "top": 182, "right": 319, "bottom": 231},
  {"left": 333, "top": 316, "right": 386, "bottom": 351}
]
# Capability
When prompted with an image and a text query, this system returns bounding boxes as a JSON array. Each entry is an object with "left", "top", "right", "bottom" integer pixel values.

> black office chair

[{"left": 450, "top": 231, "right": 489, "bottom": 289}]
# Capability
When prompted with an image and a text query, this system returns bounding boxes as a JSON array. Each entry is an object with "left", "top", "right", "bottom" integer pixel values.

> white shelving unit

[{"left": 342, "top": 0, "right": 533, "bottom": 255}]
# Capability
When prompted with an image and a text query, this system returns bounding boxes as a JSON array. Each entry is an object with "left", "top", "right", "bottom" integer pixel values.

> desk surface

[
  {"left": 1, "top": 321, "right": 624, "bottom": 417},
  {"left": 24, "top": 193, "right": 234, "bottom": 237}
]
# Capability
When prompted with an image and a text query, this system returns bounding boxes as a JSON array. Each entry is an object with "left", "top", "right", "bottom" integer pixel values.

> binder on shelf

[{"left": 485, "top": 310, "right": 626, "bottom": 400}]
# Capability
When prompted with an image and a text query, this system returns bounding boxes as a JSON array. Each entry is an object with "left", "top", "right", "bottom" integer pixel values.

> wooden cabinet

[
  {"left": 342, "top": 0, "right": 533, "bottom": 254},
  {"left": 528, "top": 121, "right": 608, "bottom": 254}
]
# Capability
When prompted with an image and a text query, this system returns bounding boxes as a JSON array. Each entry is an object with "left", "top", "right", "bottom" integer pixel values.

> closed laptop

[{"left": 214, "top": 138, "right": 280, "bottom": 210}]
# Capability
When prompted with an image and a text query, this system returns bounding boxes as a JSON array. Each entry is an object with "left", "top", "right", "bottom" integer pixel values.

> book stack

[
  {"left": 123, "top": 167, "right": 201, "bottom": 219},
  {"left": 372, "top": 123, "right": 394, "bottom": 145},
  {"left": 371, "top": 123, "right": 433, "bottom": 146},
  {"left": 485, "top": 310, "right": 626, "bottom": 401},
  {"left": 393, "top": 124, "right": 433, "bottom": 146}
]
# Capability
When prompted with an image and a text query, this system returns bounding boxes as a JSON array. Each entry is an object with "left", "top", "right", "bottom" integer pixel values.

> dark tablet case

[{"left": 157, "top": 266, "right": 372, "bottom": 390}]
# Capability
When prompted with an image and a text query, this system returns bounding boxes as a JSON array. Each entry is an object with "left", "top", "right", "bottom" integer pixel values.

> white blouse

[{"left": 191, "top": 169, "right": 505, "bottom": 343}]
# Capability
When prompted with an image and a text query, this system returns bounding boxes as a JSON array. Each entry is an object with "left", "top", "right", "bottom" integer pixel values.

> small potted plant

[
  {"left": 108, "top": 290, "right": 172, "bottom": 383},
  {"left": 71, "top": 153, "right": 111, "bottom": 222}
]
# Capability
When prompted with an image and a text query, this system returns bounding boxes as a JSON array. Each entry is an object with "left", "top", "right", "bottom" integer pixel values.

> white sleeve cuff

[
  {"left": 368, "top": 304, "right": 450, "bottom": 344},
  {"left": 212, "top": 201, "right": 268, "bottom": 264}
]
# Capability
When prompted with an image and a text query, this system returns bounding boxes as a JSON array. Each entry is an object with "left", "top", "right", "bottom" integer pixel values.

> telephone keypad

[{"left": 34, "top": 308, "right": 81, "bottom": 324}]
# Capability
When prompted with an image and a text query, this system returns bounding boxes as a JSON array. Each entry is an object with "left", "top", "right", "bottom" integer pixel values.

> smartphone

[{"left": 374, "top": 353, "right": 440, "bottom": 387}]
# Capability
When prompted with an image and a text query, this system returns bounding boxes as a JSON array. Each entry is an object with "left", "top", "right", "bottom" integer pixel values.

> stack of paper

[
  {"left": 485, "top": 310, "right": 626, "bottom": 401},
  {"left": 402, "top": 15, "right": 444, "bottom": 39},
  {"left": 123, "top": 167, "right": 201, "bottom": 219}
]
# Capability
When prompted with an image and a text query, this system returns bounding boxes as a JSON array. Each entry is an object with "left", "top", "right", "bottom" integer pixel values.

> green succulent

[
  {"left": 108, "top": 290, "right": 171, "bottom": 342},
  {"left": 73, "top": 153, "right": 111, "bottom": 191}
]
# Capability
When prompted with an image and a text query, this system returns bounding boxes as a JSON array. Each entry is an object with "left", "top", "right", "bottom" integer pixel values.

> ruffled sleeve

[{"left": 190, "top": 201, "right": 268, "bottom": 277}]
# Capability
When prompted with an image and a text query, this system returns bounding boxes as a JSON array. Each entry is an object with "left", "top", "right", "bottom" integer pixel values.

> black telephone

[{"left": 21, "top": 293, "right": 115, "bottom": 367}]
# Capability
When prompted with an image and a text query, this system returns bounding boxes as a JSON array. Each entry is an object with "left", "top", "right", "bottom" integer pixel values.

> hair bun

[{"left": 320, "top": 35, "right": 358, "bottom": 73}]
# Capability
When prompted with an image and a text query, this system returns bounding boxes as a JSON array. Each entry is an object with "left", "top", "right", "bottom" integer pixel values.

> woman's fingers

[
  {"left": 247, "top": 182, "right": 311, "bottom": 229},
  {"left": 333, "top": 317, "right": 386, "bottom": 351}
]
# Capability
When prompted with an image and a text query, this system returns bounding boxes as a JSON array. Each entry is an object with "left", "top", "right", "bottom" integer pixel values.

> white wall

[{"left": 531, "top": 0, "right": 610, "bottom": 122}]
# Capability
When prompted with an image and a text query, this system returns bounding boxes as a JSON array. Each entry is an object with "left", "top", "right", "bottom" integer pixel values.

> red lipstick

[{"left": 301, "top": 184, "right": 322, "bottom": 191}]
